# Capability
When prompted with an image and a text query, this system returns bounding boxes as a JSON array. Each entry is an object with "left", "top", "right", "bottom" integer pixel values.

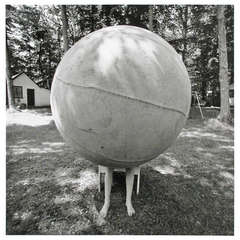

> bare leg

[
  {"left": 126, "top": 168, "right": 135, "bottom": 216},
  {"left": 100, "top": 167, "right": 113, "bottom": 218}
]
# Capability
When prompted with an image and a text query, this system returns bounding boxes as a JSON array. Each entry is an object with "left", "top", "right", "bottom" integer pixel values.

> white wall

[
  {"left": 35, "top": 88, "right": 51, "bottom": 106},
  {"left": 13, "top": 73, "right": 50, "bottom": 107}
]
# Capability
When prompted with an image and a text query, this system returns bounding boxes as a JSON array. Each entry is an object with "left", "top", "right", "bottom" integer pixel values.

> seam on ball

[{"left": 55, "top": 76, "right": 187, "bottom": 117}]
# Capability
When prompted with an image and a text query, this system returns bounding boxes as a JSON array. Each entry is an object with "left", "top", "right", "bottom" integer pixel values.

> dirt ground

[{"left": 6, "top": 108, "right": 234, "bottom": 235}]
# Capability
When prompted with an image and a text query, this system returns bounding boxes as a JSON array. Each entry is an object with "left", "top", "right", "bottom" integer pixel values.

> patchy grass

[{"left": 6, "top": 109, "right": 234, "bottom": 235}]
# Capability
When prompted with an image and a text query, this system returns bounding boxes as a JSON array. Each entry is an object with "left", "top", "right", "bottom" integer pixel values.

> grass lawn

[{"left": 6, "top": 108, "right": 234, "bottom": 235}]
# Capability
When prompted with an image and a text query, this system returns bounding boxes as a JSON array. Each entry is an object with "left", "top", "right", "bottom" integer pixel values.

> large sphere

[{"left": 51, "top": 25, "right": 191, "bottom": 168}]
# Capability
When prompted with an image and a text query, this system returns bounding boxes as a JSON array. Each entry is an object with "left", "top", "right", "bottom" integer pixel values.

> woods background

[{"left": 6, "top": 5, "right": 234, "bottom": 121}]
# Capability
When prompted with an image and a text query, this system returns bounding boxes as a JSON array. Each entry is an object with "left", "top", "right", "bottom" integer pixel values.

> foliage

[
  {"left": 6, "top": 5, "right": 61, "bottom": 88},
  {"left": 6, "top": 4, "right": 234, "bottom": 105}
]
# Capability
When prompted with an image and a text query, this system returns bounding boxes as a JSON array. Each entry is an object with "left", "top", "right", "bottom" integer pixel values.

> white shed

[{"left": 12, "top": 73, "right": 50, "bottom": 107}]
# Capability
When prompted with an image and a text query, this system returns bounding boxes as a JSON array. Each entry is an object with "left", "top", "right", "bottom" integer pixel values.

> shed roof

[{"left": 12, "top": 72, "right": 49, "bottom": 90}]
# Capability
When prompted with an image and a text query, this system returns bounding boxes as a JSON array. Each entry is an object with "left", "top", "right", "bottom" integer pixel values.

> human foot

[
  {"left": 126, "top": 202, "right": 135, "bottom": 216},
  {"left": 100, "top": 203, "right": 110, "bottom": 218}
]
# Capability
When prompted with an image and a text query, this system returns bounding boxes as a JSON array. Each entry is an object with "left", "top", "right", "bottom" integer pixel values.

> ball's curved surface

[{"left": 51, "top": 25, "right": 191, "bottom": 168}]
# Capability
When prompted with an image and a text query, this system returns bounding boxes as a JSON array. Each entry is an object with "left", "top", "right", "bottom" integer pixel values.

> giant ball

[{"left": 51, "top": 25, "right": 191, "bottom": 168}]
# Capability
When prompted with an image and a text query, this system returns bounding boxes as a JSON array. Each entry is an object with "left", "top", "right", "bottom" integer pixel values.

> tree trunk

[
  {"left": 181, "top": 6, "right": 188, "bottom": 64},
  {"left": 91, "top": 5, "right": 97, "bottom": 32},
  {"left": 6, "top": 38, "right": 15, "bottom": 110},
  {"left": 38, "top": 40, "right": 43, "bottom": 77},
  {"left": 148, "top": 5, "right": 153, "bottom": 32},
  {"left": 201, "top": 79, "right": 206, "bottom": 101},
  {"left": 61, "top": 5, "right": 69, "bottom": 53},
  {"left": 104, "top": 5, "right": 112, "bottom": 26},
  {"left": 217, "top": 5, "right": 230, "bottom": 123}
]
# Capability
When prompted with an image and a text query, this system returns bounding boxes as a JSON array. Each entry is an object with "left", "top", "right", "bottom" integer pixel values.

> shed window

[{"left": 13, "top": 86, "right": 23, "bottom": 98}]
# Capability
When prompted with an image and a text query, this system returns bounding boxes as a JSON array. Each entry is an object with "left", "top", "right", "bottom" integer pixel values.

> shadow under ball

[{"left": 51, "top": 25, "right": 191, "bottom": 168}]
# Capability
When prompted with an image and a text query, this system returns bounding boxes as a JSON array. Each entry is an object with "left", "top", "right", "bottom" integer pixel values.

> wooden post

[{"left": 195, "top": 91, "right": 204, "bottom": 119}]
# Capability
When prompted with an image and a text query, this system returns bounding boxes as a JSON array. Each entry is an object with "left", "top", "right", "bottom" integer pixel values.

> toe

[
  {"left": 100, "top": 204, "right": 109, "bottom": 218},
  {"left": 126, "top": 204, "right": 135, "bottom": 216}
]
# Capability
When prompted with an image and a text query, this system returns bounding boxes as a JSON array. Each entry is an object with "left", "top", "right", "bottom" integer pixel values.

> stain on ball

[{"left": 51, "top": 25, "right": 191, "bottom": 168}]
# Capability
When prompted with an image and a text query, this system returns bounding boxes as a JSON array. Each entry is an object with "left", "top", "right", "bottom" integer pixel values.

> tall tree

[
  {"left": 6, "top": 5, "right": 16, "bottom": 110},
  {"left": 180, "top": 5, "right": 189, "bottom": 63},
  {"left": 148, "top": 5, "right": 153, "bottom": 31},
  {"left": 61, "top": 5, "right": 69, "bottom": 53},
  {"left": 217, "top": 5, "right": 230, "bottom": 122},
  {"left": 6, "top": 37, "right": 15, "bottom": 110}
]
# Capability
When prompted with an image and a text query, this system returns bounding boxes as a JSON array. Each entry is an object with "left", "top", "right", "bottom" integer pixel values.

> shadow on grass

[{"left": 6, "top": 119, "right": 234, "bottom": 235}]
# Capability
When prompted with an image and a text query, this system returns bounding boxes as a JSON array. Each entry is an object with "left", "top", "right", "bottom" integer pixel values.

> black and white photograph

[{"left": 4, "top": 0, "right": 237, "bottom": 236}]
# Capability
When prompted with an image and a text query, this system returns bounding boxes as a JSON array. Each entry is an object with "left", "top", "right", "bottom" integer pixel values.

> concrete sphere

[{"left": 51, "top": 25, "right": 191, "bottom": 168}]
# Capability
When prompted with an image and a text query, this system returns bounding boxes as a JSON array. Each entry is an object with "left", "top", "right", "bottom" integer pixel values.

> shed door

[{"left": 27, "top": 89, "right": 35, "bottom": 107}]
